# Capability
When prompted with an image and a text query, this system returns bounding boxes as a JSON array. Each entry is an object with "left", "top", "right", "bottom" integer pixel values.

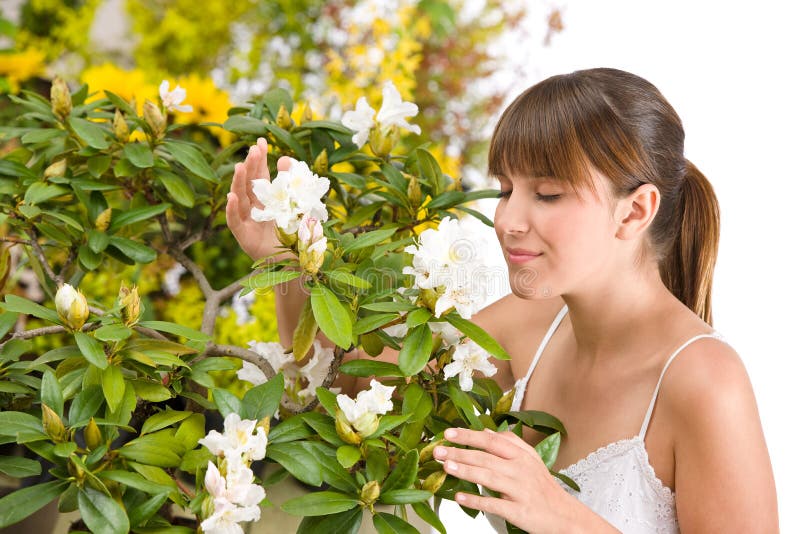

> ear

[{"left": 614, "top": 184, "right": 660, "bottom": 240}]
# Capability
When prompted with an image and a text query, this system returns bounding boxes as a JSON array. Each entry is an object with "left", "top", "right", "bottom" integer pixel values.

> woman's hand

[
  {"left": 434, "top": 428, "right": 579, "bottom": 533},
  {"left": 225, "top": 137, "right": 293, "bottom": 261}
]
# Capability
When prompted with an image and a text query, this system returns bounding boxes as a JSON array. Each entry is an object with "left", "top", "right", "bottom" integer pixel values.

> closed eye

[{"left": 536, "top": 193, "right": 561, "bottom": 202}]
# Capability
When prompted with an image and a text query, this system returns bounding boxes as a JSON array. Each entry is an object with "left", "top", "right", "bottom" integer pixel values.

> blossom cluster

[
  {"left": 238, "top": 339, "right": 335, "bottom": 407},
  {"left": 341, "top": 80, "right": 421, "bottom": 150},
  {"left": 198, "top": 414, "right": 268, "bottom": 534}
]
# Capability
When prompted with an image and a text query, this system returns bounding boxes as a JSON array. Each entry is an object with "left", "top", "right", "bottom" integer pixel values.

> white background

[{"left": 441, "top": 0, "right": 800, "bottom": 531}]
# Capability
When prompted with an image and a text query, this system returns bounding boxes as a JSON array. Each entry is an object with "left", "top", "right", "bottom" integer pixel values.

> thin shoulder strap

[
  {"left": 638, "top": 331, "right": 726, "bottom": 439},
  {"left": 511, "top": 304, "right": 569, "bottom": 411}
]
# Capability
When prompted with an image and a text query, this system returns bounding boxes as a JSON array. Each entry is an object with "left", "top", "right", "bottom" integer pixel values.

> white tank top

[{"left": 486, "top": 304, "right": 727, "bottom": 533}]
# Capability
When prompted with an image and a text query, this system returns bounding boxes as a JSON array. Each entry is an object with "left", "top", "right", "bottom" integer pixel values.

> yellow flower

[
  {"left": 0, "top": 49, "right": 46, "bottom": 93},
  {"left": 80, "top": 64, "right": 158, "bottom": 113},
  {"left": 174, "top": 74, "right": 234, "bottom": 145}
]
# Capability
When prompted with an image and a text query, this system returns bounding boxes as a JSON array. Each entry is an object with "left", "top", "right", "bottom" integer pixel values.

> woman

[{"left": 226, "top": 68, "right": 778, "bottom": 532}]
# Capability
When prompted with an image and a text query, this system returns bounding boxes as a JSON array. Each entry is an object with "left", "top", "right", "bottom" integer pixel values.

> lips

[{"left": 506, "top": 248, "right": 542, "bottom": 264}]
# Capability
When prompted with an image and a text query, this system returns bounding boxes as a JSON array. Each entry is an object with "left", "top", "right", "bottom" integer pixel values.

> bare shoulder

[
  {"left": 471, "top": 294, "right": 566, "bottom": 389},
  {"left": 659, "top": 337, "right": 778, "bottom": 530}
]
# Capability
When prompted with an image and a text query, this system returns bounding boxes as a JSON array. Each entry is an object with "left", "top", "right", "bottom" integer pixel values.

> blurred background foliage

[{"left": 0, "top": 0, "right": 560, "bottom": 362}]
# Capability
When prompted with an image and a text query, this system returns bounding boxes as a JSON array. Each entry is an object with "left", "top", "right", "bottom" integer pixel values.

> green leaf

[
  {"left": 341, "top": 227, "right": 398, "bottom": 254},
  {"left": 264, "top": 123, "right": 308, "bottom": 160},
  {"left": 107, "top": 203, "right": 169, "bottom": 233},
  {"left": 108, "top": 236, "right": 157, "bottom": 263},
  {"left": 297, "top": 120, "right": 352, "bottom": 134},
  {"left": 365, "top": 414, "right": 411, "bottom": 439},
  {"left": 128, "top": 493, "right": 168, "bottom": 528},
  {"left": 310, "top": 284, "right": 353, "bottom": 349},
  {"left": 75, "top": 332, "right": 108, "bottom": 369},
  {"left": 119, "top": 434, "right": 183, "bottom": 467},
  {"left": 382, "top": 449, "right": 419, "bottom": 492},
  {"left": 534, "top": 432, "right": 561, "bottom": 469},
  {"left": 315, "top": 387, "right": 339, "bottom": 417},
  {"left": 87, "top": 229, "right": 109, "bottom": 253},
  {"left": 360, "top": 301, "right": 416, "bottom": 313},
  {"left": 241, "top": 373, "right": 284, "bottom": 420},
  {"left": 281, "top": 491, "right": 359, "bottom": 517},
  {"left": 326, "top": 270, "right": 372, "bottom": 290},
  {"left": 68, "top": 385, "right": 104, "bottom": 427},
  {"left": 353, "top": 313, "right": 397, "bottom": 335},
  {"left": 68, "top": 117, "right": 110, "bottom": 149},
  {"left": 245, "top": 269, "right": 302, "bottom": 289},
  {"left": 123, "top": 142, "right": 154, "bottom": 168},
  {"left": 268, "top": 417, "right": 314, "bottom": 444},
  {"left": 292, "top": 298, "right": 319, "bottom": 361},
  {"left": 411, "top": 501, "right": 447, "bottom": 534},
  {"left": 447, "top": 382, "right": 483, "bottom": 429},
  {"left": 372, "top": 512, "right": 421, "bottom": 534},
  {"left": 336, "top": 445, "right": 361, "bottom": 469},
  {"left": 87, "top": 154, "right": 112, "bottom": 177},
  {"left": 212, "top": 388, "right": 242, "bottom": 418},
  {"left": 24, "top": 182, "right": 68, "bottom": 205},
  {"left": 297, "top": 506, "right": 363, "bottom": 534},
  {"left": 299, "top": 413, "right": 345, "bottom": 448},
  {"left": 366, "top": 447, "right": 389, "bottom": 482},
  {"left": 93, "top": 324, "right": 132, "bottom": 341},
  {"left": 405, "top": 308, "right": 432, "bottom": 329},
  {"left": 155, "top": 168, "right": 195, "bottom": 207},
  {"left": 0, "top": 456, "right": 42, "bottom": 478},
  {"left": 163, "top": 141, "right": 218, "bottom": 182},
  {"left": 0, "top": 480, "right": 68, "bottom": 528},
  {"left": 379, "top": 489, "right": 432, "bottom": 504},
  {"left": 223, "top": 115, "right": 267, "bottom": 135},
  {"left": 398, "top": 324, "right": 433, "bottom": 376},
  {"left": 137, "top": 320, "right": 210, "bottom": 341},
  {"left": 78, "top": 245, "right": 102, "bottom": 270},
  {"left": 41, "top": 369, "right": 64, "bottom": 417},
  {"left": 131, "top": 379, "right": 172, "bottom": 402},
  {"left": 551, "top": 470, "right": 580, "bottom": 491},
  {"left": 339, "top": 360, "right": 402, "bottom": 377},
  {"left": 503, "top": 410, "right": 567, "bottom": 435},
  {"left": 78, "top": 486, "right": 130, "bottom": 534},
  {"left": 141, "top": 409, "right": 193, "bottom": 435},
  {"left": 174, "top": 413, "right": 205, "bottom": 450},
  {"left": 3, "top": 295, "right": 60, "bottom": 323},
  {"left": 96, "top": 470, "right": 172, "bottom": 495},
  {"left": 266, "top": 442, "right": 323, "bottom": 486},
  {"left": 444, "top": 314, "right": 510, "bottom": 360}
]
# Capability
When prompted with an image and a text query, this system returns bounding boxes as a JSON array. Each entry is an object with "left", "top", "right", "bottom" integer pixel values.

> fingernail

[
  {"left": 484, "top": 428, "right": 495, "bottom": 433},
  {"left": 456, "top": 493, "right": 466, "bottom": 503},
  {"left": 446, "top": 460, "right": 458, "bottom": 472},
  {"left": 444, "top": 429, "right": 457, "bottom": 440},
  {"left": 433, "top": 446, "right": 446, "bottom": 459}
]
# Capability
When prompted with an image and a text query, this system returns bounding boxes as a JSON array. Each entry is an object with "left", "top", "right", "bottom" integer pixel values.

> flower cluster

[
  {"left": 238, "top": 340, "right": 335, "bottom": 408},
  {"left": 341, "top": 80, "right": 421, "bottom": 154},
  {"left": 403, "top": 216, "right": 489, "bottom": 319},
  {"left": 335, "top": 380, "right": 395, "bottom": 440},
  {"left": 443, "top": 339, "right": 497, "bottom": 392},
  {"left": 198, "top": 413, "right": 268, "bottom": 534}
]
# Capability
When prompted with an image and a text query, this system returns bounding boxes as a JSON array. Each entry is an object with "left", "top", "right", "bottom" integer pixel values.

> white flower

[
  {"left": 336, "top": 379, "right": 396, "bottom": 430},
  {"left": 341, "top": 96, "right": 376, "bottom": 148},
  {"left": 55, "top": 284, "right": 89, "bottom": 330},
  {"left": 201, "top": 499, "right": 257, "bottom": 534},
  {"left": 162, "top": 262, "right": 187, "bottom": 296},
  {"left": 297, "top": 340, "right": 335, "bottom": 400},
  {"left": 159, "top": 80, "right": 193, "bottom": 113},
  {"left": 236, "top": 362, "right": 268, "bottom": 386},
  {"left": 443, "top": 340, "right": 497, "bottom": 392},
  {"left": 250, "top": 159, "right": 329, "bottom": 233},
  {"left": 246, "top": 341, "right": 297, "bottom": 381},
  {"left": 376, "top": 80, "right": 421, "bottom": 135},
  {"left": 198, "top": 413, "right": 268, "bottom": 463},
  {"left": 297, "top": 215, "right": 327, "bottom": 275},
  {"left": 429, "top": 321, "right": 462, "bottom": 348}
]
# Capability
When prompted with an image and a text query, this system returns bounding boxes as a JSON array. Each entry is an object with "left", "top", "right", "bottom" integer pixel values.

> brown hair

[{"left": 488, "top": 68, "right": 719, "bottom": 324}]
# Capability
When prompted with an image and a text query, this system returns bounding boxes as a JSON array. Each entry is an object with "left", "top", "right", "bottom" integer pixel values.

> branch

[
  {"left": 56, "top": 249, "right": 77, "bottom": 286},
  {"left": 298, "top": 346, "right": 346, "bottom": 413},
  {"left": 0, "top": 322, "right": 100, "bottom": 348},
  {"left": 133, "top": 325, "right": 169, "bottom": 341},
  {"left": 204, "top": 343, "right": 276, "bottom": 380},
  {"left": 27, "top": 228, "right": 58, "bottom": 284},
  {"left": 0, "top": 237, "right": 31, "bottom": 246}
]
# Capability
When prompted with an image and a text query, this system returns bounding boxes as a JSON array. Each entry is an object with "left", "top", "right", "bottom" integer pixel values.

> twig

[
  {"left": 27, "top": 228, "right": 58, "bottom": 284},
  {"left": 133, "top": 325, "right": 169, "bottom": 341},
  {"left": 56, "top": 249, "right": 76, "bottom": 286},
  {"left": 298, "top": 346, "right": 346, "bottom": 413},
  {"left": 0, "top": 322, "right": 99, "bottom": 348},
  {"left": 0, "top": 237, "right": 31, "bottom": 245},
  {"left": 204, "top": 343, "right": 276, "bottom": 380}
]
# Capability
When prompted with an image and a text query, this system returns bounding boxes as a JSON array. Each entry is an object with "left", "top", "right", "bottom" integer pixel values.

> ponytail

[{"left": 659, "top": 158, "right": 720, "bottom": 325}]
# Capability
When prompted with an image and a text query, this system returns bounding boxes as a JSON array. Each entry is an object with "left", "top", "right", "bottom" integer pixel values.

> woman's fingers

[
  {"left": 442, "top": 457, "right": 509, "bottom": 493},
  {"left": 434, "top": 444, "right": 518, "bottom": 481},
  {"left": 443, "top": 428, "right": 520, "bottom": 460},
  {"left": 453, "top": 491, "right": 514, "bottom": 521},
  {"left": 277, "top": 155, "right": 292, "bottom": 172}
]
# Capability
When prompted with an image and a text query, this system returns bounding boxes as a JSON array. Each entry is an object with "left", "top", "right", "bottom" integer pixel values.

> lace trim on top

[{"left": 558, "top": 435, "right": 676, "bottom": 502}]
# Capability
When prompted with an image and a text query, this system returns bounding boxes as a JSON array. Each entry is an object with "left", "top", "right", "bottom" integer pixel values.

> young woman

[{"left": 226, "top": 68, "right": 778, "bottom": 533}]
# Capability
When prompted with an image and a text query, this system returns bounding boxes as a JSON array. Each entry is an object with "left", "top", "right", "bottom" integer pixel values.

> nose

[{"left": 494, "top": 195, "right": 530, "bottom": 236}]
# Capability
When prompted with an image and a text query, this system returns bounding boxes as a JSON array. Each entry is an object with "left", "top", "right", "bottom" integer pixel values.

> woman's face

[{"left": 493, "top": 169, "right": 620, "bottom": 300}]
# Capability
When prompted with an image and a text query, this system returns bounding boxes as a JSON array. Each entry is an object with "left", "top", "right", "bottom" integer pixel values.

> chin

[{"left": 509, "top": 283, "right": 558, "bottom": 300}]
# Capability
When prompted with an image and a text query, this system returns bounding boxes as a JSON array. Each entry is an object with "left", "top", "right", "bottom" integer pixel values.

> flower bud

[
  {"left": 42, "top": 403, "right": 67, "bottom": 442},
  {"left": 360, "top": 480, "right": 381, "bottom": 506},
  {"left": 419, "top": 439, "right": 443, "bottom": 463},
  {"left": 302, "top": 103, "right": 313, "bottom": 124},
  {"left": 55, "top": 284, "right": 89, "bottom": 331},
  {"left": 418, "top": 288, "right": 439, "bottom": 314},
  {"left": 422, "top": 470, "right": 447, "bottom": 494},
  {"left": 335, "top": 409, "right": 362, "bottom": 445},
  {"left": 369, "top": 125, "right": 400, "bottom": 158},
  {"left": 312, "top": 149, "right": 328, "bottom": 176},
  {"left": 275, "top": 225, "right": 297, "bottom": 248},
  {"left": 44, "top": 159, "right": 67, "bottom": 179},
  {"left": 297, "top": 216, "right": 326, "bottom": 276},
  {"left": 113, "top": 109, "right": 129, "bottom": 143},
  {"left": 94, "top": 208, "right": 112, "bottom": 231},
  {"left": 118, "top": 283, "right": 141, "bottom": 327},
  {"left": 84, "top": 417, "right": 103, "bottom": 450},
  {"left": 494, "top": 388, "right": 515, "bottom": 415},
  {"left": 406, "top": 174, "right": 422, "bottom": 210},
  {"left": 143, "top": 99, "right": 166, "bottom": 138},
  {"left": 276, "top": 104, "right": 293, "bottom": 130},
  {"left": 50, "top": 77, "right": 72, "bottom": 121},
  {"left": 200, "top": 494, "right": 215, "bottom": 521},
  {"left": 353, "top": 412, "right": 380, "bottom": 438}
]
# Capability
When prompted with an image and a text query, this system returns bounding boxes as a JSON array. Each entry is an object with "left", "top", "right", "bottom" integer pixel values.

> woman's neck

[{"left": 560, "top": 265, "right": 680, "bottom": 366}]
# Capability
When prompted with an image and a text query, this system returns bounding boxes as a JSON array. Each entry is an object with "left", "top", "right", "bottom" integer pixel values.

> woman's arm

[{"left": 665, "top": 340, "right": 778, "bottom": 532}]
